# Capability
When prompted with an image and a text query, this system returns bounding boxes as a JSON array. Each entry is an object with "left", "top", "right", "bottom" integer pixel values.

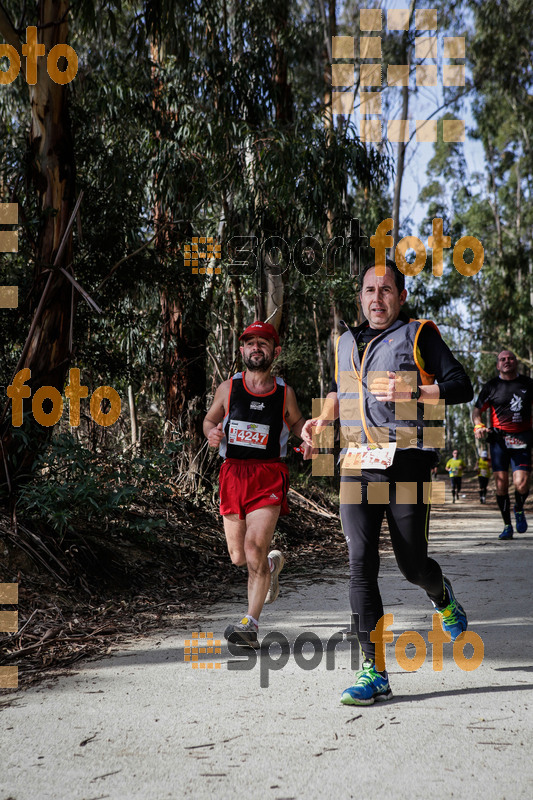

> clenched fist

[
  {"left": 369, "top": 371, "right": 414, "bottom": 403},
  {"left": 207, "top": 422, "right": 225, "bottom": 448}
]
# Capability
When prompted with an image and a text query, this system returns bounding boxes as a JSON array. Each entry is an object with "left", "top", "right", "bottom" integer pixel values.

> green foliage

[
  {"left": 5, "top": 0, "right": 532, "bottom": 529},
  {"left": 405, "top": 0, "right": 533, "bottom": 457},
  {"left": 16, "top": 433, "right": 181, "bottom": 539},
  {"left": 412, "top": 4, "right": 533, "bottom": 372}
]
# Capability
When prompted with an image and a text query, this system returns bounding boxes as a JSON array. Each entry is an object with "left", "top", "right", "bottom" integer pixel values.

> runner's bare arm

[
  {"left": 300, "top": 391, "right": 339, "bottom": 447},
  {"left": 472, "top": 406, "right": 488, "bottom": 439},
  {"left": 283, "top": 386, "right": 313, "bottom": 458},
  {"left": 472, "top": 407, "right": 483, "bottom": 425},
  {"left": 203, "top": 381, "right": 230, "bottom": 447},
  {"left": 284, "top": 386, "right": 306, "bottom": 438}
]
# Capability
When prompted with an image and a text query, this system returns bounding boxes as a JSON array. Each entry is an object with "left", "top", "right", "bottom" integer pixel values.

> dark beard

[{"left": 243, "top": 350, "right": 274, "bottom": 372}]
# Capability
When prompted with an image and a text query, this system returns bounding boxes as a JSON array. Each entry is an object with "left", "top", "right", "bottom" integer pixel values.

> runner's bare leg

[
  {"left": 512, "top": 469, "right": 530, "bottom": 495},
  {"left": 223, "top": 505, "right": 281, "bottom": 622},
  {"left": 223, "top": 515, "right": 247, "bottom": 567},
  {"left": 245, "top": 506, "right": 281, "bottom": 620},
  {"left": 493, "top": 471, "right": 509, "bottom": 495}
]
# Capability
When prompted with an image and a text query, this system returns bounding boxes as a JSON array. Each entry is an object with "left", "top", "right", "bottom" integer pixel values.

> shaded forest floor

[
  {"left": 0, "top": 484, "right": 345, "bottom": 690},
  {"left": 0, "top": 473, "right": 496, "bottom": 692}
]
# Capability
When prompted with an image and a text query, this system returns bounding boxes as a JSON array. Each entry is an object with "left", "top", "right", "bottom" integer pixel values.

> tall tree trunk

[
  {"left": 487, "top": 141, "right": 504, "bottom": 259},
  {"left": 149, "top": 38, "right": 208, "bottom": 462},
  {"left": 392, "top": 0, "right": 416, "bottom": 249},
  {"left": 159, "top": 285, "right": 207, "bottom": 450},
  {"left": 272, "top": 0, "right": 293, "bottom": 125},
  {"left": 261, "top": 0, "right": 294, "bottom": 333},
  {"left": 127, "top": 385, "right": 139, "bottom": 451},
  {"left": 0, "top": 1, "right": 76, "bottom": 487},
  {"left": 313, "top": 304, "right": 326, "bottom": 398},
  {"left": 391, "top": 81, "right": 409, "bottom": 249},
  {"left": 320, "top": 0, "right": 343, "bottom": 372}
]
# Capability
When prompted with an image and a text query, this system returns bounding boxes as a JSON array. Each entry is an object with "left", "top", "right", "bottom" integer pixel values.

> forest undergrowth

[{"left": 0, "top": 433, "right": 344, "bottom": 690}]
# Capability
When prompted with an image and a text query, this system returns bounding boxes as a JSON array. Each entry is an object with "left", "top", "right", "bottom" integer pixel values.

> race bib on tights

[
  {"left": 343, "top": 442, "right": 397, "bottom": 470},
  {"left": 504, "top": 434, "right": 526, "bottom": 450}
]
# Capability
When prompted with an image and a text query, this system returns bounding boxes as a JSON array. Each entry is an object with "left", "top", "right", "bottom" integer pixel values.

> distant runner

[
  {"left": 473, "top": 350, "right": 533, "bottom": 539},
  {"left": 445, "top": 449, "right": 466, "bottom": 503},
  {"left": 477, "top": 450, "right": 491, "bottom": 504},
  {"left": 203, "top": 321, "right": 308, "bottom": 648}
]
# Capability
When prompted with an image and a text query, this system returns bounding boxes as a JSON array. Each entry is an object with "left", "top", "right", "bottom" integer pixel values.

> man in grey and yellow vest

[{"left": 302, "top": 260, "right": 473, "bottom": 705}]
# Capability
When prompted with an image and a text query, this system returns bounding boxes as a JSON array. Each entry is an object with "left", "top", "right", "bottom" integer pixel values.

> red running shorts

[{"left": 219, "top": 458, "right": 290, "bottom": 520}]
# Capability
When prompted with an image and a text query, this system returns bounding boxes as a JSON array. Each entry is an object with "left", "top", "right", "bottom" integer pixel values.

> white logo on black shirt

[
  {"left": 250, "top": 401, "right": 265, "bottom": 411},
  {"left": 510, "top": 394, "right": 523, "bottom": 412}
]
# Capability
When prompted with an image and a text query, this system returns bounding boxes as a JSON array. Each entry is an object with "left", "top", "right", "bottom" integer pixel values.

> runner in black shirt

[
  {"left": 204, "top": 322, "right": 309, "bottom": 646},
  {"left": 473, "top": 350, "right": 533, "bottom": 539}
]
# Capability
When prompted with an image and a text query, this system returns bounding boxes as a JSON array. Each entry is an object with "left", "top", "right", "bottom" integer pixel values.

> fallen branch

[{"left": 287, "top": 488, "right": 337, "bottom": 519}]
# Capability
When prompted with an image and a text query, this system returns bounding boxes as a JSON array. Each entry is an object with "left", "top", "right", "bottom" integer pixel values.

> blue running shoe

[
  {"left": 514, "top": 508, "right": 527, "bottom": 534},
  {"left": 433, "top": 577, "right": 467, "bottom": 642},
  {"left": 341, "top": 660, "right": 392, "bottom": 706},
  {"left": 499, "top": 524, "right": 513, "bottom": 540}
]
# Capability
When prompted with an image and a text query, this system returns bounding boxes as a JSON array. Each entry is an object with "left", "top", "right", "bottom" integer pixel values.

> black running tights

[{"left": 340, "top": 456, "right": 445, "bottom": 661}]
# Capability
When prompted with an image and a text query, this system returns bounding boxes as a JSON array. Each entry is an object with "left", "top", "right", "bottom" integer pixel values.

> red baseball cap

[{"left": 239, "top": 321, "right": 280, "bottom": 346}]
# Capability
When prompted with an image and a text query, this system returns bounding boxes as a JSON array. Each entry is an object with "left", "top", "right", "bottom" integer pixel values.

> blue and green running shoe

[
  {"left": 433, "top": 577, "right": 467, "bottom": 641},
  {"left": 341, "top": 660, "right": 392, "bottom": 706},
  {"left": 514, "top": 508, "right": 527, "bottom": 534},
  {"left": 499, "top": 524, "right": 514, "bottom": 540}
]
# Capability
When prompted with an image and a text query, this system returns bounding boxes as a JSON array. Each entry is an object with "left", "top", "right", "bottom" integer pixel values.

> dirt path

[{"left": 2, "top": 498, "right": 532, "bottom": 800}]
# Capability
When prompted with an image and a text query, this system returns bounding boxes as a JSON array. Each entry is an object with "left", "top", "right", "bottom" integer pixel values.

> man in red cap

[{"left": 203, "top": 321, "right": 308, "bottom": 648}]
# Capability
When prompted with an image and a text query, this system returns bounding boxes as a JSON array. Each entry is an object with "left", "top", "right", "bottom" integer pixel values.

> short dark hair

[{"left": 360, "top": 259, "right": 405, "bottom": 294}]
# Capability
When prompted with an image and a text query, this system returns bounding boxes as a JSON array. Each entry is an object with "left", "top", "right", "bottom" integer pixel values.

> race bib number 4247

[{"left": 228, "top": 420, "right": 270, "bottom": 449}]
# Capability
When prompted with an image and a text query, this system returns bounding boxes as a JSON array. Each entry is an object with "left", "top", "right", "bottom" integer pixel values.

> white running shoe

[{"left": 264, "top": 550, "right": 285, "bottom": 604}]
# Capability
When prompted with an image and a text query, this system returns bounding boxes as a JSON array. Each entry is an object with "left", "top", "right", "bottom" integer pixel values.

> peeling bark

[{"left": 0, "top": 0, "right": 76, "bottom": 486}]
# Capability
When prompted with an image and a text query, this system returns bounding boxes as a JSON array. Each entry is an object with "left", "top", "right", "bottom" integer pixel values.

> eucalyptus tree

[
  {"left": 468, "top": 0, "right": 533, "bottom": 369},
  {"left": 0, "top": 0, "right": 391, "bottom": 498},
  {"left": 412, "top": 0, "right": 533, "bottom": 372},
  {"left": 0, "top": 0, "right": 78, "bottom": 488},
  {"left": 0, "top": 0, "right": 163, "bottom": 487},
  {"left": 144, "top": 0, "right": 391, "bottom": 449}
]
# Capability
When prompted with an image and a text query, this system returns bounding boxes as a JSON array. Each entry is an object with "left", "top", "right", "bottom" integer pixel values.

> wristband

[
  {"left": 474, "top": 424, "right": 485, "bottom": 431},
  {"left": 411, "top": 387, "right": 421, "bottom": 400}
]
